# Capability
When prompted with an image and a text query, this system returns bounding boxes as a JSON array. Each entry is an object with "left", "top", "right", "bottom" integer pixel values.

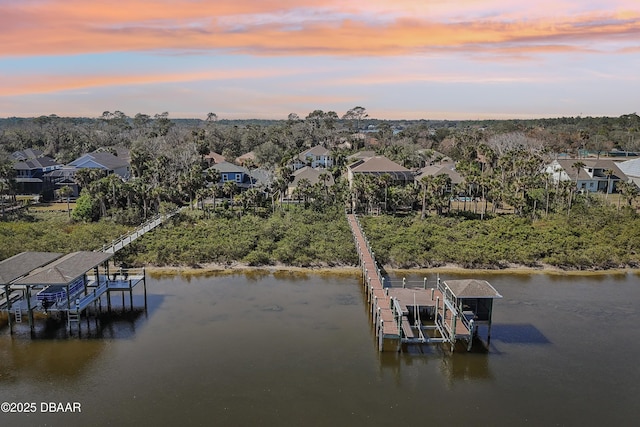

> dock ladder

[
  {"left": 67, "top": 311, "right": 80, "bottom": 324},
  {"left": 14, "top": 307, "right": 22, "bottom": 323}
]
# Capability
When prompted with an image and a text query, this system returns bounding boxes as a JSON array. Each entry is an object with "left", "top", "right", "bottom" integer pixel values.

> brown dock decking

[{"left": 346, "top": 213, "right": 500, "bottom": 352}]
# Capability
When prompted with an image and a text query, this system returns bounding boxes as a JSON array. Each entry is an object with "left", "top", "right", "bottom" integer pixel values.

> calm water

[{"left": 0, "top": 270, "right": 639, "bottom": 426}]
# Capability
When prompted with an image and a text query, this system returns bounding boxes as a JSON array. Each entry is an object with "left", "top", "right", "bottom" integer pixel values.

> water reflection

[
  {"left": 489, "top": 323, "right": 551, "bottom": 344},
  {"left": 0, "top": 337, "right": 105, "bottom": 383},
  {"left": 0, "top": 271, "right": 638, "bottom": 427}
]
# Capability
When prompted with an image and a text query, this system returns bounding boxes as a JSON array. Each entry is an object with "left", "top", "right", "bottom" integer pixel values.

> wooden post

[
  {"left": 451, "top": 313, "right": 457, "bottom": 352},
  {"left": 6, "top": 285, "right": 13, "bottom": 334},
  {"left": 143, "top": 271, "right": 148, "bottom": 313},
  {"left": 129, "top": 280, "right": 133, "bottom": 310},
  {"left": 26, "top": 285, "right": 34, "bottom": 334}
]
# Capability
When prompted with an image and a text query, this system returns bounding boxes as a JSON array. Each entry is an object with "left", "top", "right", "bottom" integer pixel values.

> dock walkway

[
  {"left": 102, "top": 208, "right": 180, "bottom": 254},
  {"left": 346, "top": 213, "right": 484, "bottom": 352}
]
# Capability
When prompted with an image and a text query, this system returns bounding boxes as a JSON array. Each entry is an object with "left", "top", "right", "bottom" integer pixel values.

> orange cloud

[
  {"left": 0, "top": 68, "right": 302, "bottom": 97},
  {"left": 0, "top": 0, "right": 638, "bottom": 58}
]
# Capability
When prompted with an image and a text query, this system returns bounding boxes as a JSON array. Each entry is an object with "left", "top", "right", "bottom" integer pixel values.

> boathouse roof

[
  {"left": 0, "top": 252, "right": 63, "bottom": 285},
  {"left": 13, "top": 251, "right": 112, "bottom": 287},
  {"left": 443, "top": 279, "right": 502, "bottom": 299}
]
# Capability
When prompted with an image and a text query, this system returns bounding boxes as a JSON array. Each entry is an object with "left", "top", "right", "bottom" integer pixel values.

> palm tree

[
  {"left": 604, "top": 169, "right": 614, "bottom": 200},
  {"left": 571, "top": 161, "right": 586, "bottom": 189},
  {"left": 223, "top": 181, "right": 238, "bottom": 200},
  {"left": 570, "top": 161, "right": 586, "bottom": 214},
  {"left": 419, "top": 175, "right": 434, "bottom": 219},
  {"left": 377, "top": 173, "right": 393, "bottom": 213},
  {"left": 431, "top": 174, "right": 452, "bottom": 216},
  {"left": 617, "top": 181, "right": 639, "bottom": 208},
  {"left": 58, "top": 185, "right": 73, "bottom": 218}
]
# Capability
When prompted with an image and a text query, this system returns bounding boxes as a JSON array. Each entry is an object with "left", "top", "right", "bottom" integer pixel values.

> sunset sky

[{"left": 1, "top": 0, "right": 638, "bottom": 120}]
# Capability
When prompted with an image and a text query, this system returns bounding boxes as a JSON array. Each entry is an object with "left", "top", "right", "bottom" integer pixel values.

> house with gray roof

[
  {"left": 11, "top": 150, "right": 63, "bottom": 197},
  {"left": 617, "top": 158, "right": 640, "bottom": 187},
  {"left": 415, "top": 162, "right": 462, "bottom": 185},
  {"left": 546, "top": 159, "right": 627, "bottom": 194},
  {"left": 293, "top": 146, "right": 334, "bottom": 170},
  {"left": 346, "top": 155, "right": 414, "bottom": 187},
  {"left": 69, "top": 152, "right": 130, "bottom": 180},
  {"left": 287, "top": 166, "right": 334, "bottom": 197}
]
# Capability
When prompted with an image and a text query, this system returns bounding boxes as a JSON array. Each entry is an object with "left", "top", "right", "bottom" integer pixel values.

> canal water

[{"left": 0, "top": 271, "right": 638, "bottom": 426}]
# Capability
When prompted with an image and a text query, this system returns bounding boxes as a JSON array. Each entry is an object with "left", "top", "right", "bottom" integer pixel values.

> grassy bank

[
  {"left": 118, "top": 208, "right": 359, "bottom": 268},
  {"left": 0, "top": 211, "right": 131, "bottom": 259},
  {"left": 2, "top": 205, "right": 639, "bottom": 272},
  {"left": 360, "top": 206, "right": 640, "bottom": 270}
]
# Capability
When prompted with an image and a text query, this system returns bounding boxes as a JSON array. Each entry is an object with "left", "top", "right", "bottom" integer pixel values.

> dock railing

[
  {"left": 101, "top": 208, "right": 180, "bottom": 253},
  {"left": 351, "top": 214, "right": 385, "bottom": 288}
]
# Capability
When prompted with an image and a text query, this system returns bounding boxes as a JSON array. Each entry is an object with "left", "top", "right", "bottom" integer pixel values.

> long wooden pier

[
  {"left": 102, "top": 208, "right": 180, "bottom": 253},
  {"left": 346, "top": 213, "right": 501, "bottom": 352}
]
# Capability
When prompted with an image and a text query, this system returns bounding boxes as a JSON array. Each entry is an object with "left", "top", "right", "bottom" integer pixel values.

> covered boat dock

[{"left": 1, "top": 251, "right": 147, "bottom": 336}]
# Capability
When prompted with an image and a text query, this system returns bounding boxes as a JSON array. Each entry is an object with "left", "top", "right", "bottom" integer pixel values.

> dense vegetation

[
  {"left": 0, "top": 211, "right": 130, "bottom": 260},
  {"left": 2, "top": 202, "right": 639, "bottom": 270},
  {"left": 361, "top": 205, "right": 640, "bottom": 270},
  {"left": 111, "top": 208, "right": 358, "bottom": 268},
  {"left": 2, "top": 110, "right": 640, "bottom": 271}
]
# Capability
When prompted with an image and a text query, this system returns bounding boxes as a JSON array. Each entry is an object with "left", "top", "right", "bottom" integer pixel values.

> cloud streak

[
  {"left": 1, "top": 1, "right": 638, "bottom": 58},
  {"left": 0, "top": 67, "right": 307, "bottom": 97},
  {"left": 1, "top": 1, "right": 638, "bottom": 119}
]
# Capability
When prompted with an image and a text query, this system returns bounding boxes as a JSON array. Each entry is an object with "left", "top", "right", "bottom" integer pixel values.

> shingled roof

[
  {"left": 0, "top": 252, "right": 63, "bottom": 285},
  {"left": 443, "top": 279, "right": 502, "bottom": 299},
  {"left": 13, "top": 251, "right": 112, "bottom": 286}
]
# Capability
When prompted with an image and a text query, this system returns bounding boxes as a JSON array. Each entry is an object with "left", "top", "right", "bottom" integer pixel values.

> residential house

[
  {"left": 292, "top": 146, "right": 334, "bottom": 170},
  {"left": 346, "top": 151, "right": 377, "bottom": 162},
  {"left": 346, "top": 156, "right": 414, "bottom": 188},
  {"left": 203, "top": 152, "right": 226, "bottom": 167},
  {"left": 11, "top": 149, "right": 45, "bottom": 162},
  {"left": 618, "top": 158, "right": 640, "bottom": 187},
  {"left": 235, "top": 151, "right": 256, "bottom": 166},
  {"left": 11, "top": 150, "right": 62, "bottom": 197},
  {"left": 287, "top": 166, "right": 335, "bottom": 198},
  {"left": 207, "top": 161, "right": 256, "bottom": 188},
  {"left": 546, "top": 159, "right": 627, "bottom": 193},
  {"left": 415, "top": 162, "right": 462, "bottom": 194},
  {"left": 68, "top": 152, "right": 130, "bottom": 180},
  {"left": 47, "top": 167, "right": 80, "bottom": 198}
]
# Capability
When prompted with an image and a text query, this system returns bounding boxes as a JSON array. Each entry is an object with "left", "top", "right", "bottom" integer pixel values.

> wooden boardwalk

[
  {"left": 346, "top": 213, "right": 490, "bottom": 352},
  {"left": 346, "top": 214, "right": 400, "bottom": 351},
  {"left": 102, "top": 208, "right": 181, "bottom": 254}
]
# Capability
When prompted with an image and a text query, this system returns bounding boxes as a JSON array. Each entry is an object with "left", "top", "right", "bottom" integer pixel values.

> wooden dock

[
  {"left": 102, "top": 208, "right": 180, "bottom": 253},
  {"left": 346, "top": 213, "right": 501, "bottom": 352},
  {"left": 1, "top": 207, "right": 180, "bottom": 337}
]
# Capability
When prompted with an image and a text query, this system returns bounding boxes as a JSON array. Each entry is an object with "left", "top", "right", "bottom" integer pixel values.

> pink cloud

[
  {"left": 1, "top": 1, "right": 639, "bottom": 58},
  {"left": 0, "top": 68, "right": 302, "bottom": 97}
]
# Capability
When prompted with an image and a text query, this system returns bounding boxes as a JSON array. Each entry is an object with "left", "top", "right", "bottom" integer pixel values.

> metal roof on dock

[
  {"left": 12, "top": 251, "right": 113, "bottom": 287},
  {"left": 0, "top": 252, "right": 63, "bottom": 285},
  {"left": 443, "top": 279, "right": 502, "bottom": 299}
]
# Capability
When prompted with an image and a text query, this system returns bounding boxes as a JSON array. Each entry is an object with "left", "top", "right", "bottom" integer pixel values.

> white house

[
  {"left": 546, "top": 159, "right": 627, "bottom": 193},
  {"left": 293, "top": 146, "right": 334, "bottom": 170},
  {"left": 617, "top": 158, "right": 640, "bottom": 187}
]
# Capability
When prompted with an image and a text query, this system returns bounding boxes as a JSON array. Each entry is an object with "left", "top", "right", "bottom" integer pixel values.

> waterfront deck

[
  {"left": 346, "top": 213, "right": 500, "bottom": 352},
  {"left": 1, "top": 208, "right": 176, "bottom": 337},
  {"left": 1, "top": 254, "right": 147, "bottom": 335}
]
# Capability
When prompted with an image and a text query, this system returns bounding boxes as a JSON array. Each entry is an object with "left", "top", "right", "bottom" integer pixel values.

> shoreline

[{"left": 143, "top": 261, "right": 639, "bottom": 278}]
